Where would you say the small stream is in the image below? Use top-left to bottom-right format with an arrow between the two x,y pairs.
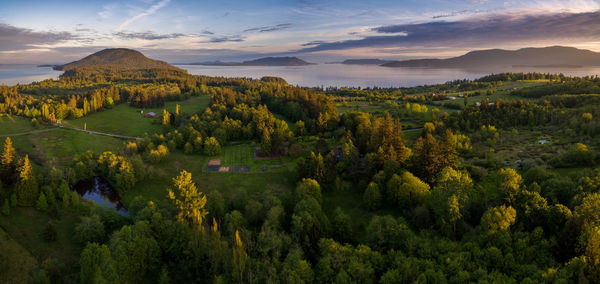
72,177 -> 129,216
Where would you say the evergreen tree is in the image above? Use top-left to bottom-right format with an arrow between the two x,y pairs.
363,182 -> 382,211
168,170 -> 208,230
162,109 -> 171,126
1,137 -> 16,184
36,192 -> 48,212
15,155 -> 38,206
232,229 -> 247,282
261,130 -> 272,155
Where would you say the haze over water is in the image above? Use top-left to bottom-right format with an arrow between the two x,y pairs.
2,64 -> 600,88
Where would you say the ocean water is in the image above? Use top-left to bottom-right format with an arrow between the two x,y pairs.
0,64 -> 63,85
176,64 -> 600,88
2,63 -> 600,88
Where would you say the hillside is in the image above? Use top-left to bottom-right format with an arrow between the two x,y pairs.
187,56 -> 313,66
241,57 -> 312,66
382,46 -> 600,68
341,59 -> 391,65
54,48 -> 181,71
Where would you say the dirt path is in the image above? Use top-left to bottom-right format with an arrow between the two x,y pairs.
0,124 -> 140,140
0,127 -> 60,137
53,124 -> 140,140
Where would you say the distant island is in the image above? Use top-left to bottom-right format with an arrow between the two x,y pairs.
53,48 -> 181,71
341,59 -> 392,65
182,56 -> 314,66
382,46 -> 600,68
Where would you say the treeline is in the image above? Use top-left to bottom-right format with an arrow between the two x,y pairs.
511,78 -> 600,98
476,72 -> 572,82
444,99 -> 600,136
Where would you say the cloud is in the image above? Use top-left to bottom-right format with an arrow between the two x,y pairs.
114,31 -> 185,40
243,23 -> 291,33
0,24 -> 74,51
98,4 -> 117,21
117,0 -> 171,31
298,11 -> 600,53
200,35 -> 245,43
301,40 -> 326,47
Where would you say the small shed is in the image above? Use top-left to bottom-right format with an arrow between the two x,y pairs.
145,112 -> 156,118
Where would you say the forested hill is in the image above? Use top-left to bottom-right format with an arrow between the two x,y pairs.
382,46 -> 600,68
188,57 -> 313,66
54,48 -> 182,71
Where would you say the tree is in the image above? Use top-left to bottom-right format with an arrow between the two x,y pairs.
331,207 -> 353,243
260,130 -> 272,155
581,226 -> 600,282
162,109 -> 171,126
75,215 -> 105,244
296,178 -> 322,204
1,137 -> 16,184
80,243 -> 118,284
447,194 -> 462,236
366,215 -> 413,251
435,167 -> 473,196
497,168 -> 523,203
280,249 -> 314,283
168,170 -> 208,230
363,182 -> 382,211
110,221 -> 160,284
15,155 -> 38,206
387,172 -> 430,208
36,192 -> 48,212
413,133 -> 459,183
295,120 -> 306,137
232,230 -> 247,282
204,137 -> 221,156
481,205 -> 517,233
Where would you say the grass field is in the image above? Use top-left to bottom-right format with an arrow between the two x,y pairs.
336,101 -> 387,113
220,143 -> 287,171
8,129 -> 124,168
0,208 -> 85,281
122,150 -> 294,207
0,226 -> 38,283
63,96 -> 210,137
0,115 -> 45,135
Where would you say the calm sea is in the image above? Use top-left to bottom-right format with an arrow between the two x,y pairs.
2,63 -> 600,88
0,65 -> 63,86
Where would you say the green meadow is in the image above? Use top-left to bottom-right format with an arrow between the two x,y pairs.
62,96 -> 210,137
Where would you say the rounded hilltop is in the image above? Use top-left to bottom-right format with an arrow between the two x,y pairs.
54,48 -> 180,71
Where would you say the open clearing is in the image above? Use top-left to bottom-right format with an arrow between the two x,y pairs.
62,96 -> 210,137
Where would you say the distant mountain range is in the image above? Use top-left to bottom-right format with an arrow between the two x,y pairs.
340,59 -> 392,65
54,48 -> 180,71
382,46 -> 600,68
183,57 -> 313,66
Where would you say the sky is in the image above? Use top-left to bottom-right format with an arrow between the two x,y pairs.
1,0 -> 600,63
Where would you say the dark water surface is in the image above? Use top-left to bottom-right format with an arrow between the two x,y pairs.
3,63 -> 600,88
72,176 -> 128,216
0,64 -> 62,85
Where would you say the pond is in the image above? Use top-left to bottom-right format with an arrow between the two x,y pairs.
72,176 -> 129,216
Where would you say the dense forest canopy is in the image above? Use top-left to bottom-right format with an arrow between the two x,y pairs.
0,67 -> 599,283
